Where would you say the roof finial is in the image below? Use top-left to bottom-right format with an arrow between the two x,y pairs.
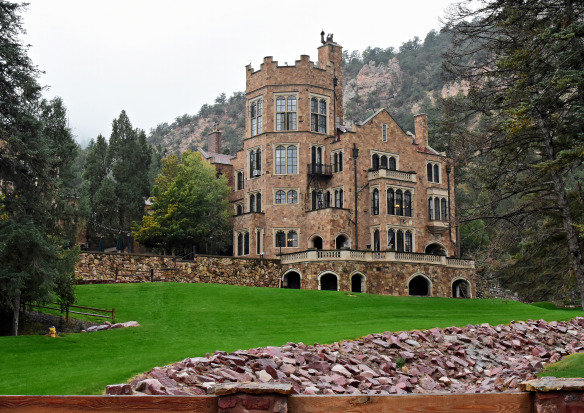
320,30 -> 325,45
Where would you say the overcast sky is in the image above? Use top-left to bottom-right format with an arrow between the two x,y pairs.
21,0 -> 455,147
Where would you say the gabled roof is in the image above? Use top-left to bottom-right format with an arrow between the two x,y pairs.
198,148 -> 234,165
355,108 -> 407,136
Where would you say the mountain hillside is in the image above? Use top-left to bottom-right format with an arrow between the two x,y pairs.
148,29 -> 462,155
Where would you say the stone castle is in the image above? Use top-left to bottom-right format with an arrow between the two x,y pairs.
199,33 -> 475,297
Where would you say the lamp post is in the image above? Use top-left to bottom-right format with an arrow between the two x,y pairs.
352,143 -> 359,250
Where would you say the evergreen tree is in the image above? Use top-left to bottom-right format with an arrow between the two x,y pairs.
0,2 -> 78,335
444,0 -> 584,306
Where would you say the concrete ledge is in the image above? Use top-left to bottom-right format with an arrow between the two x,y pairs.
215,382 -> 294,396
520,377 -> 584,392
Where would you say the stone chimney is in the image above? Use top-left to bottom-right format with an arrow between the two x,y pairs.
208,124 -> 222,154
414,114 -> 428,148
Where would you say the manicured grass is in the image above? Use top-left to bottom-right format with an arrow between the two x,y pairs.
0,282 -> 582,395
541,353 -> 584,378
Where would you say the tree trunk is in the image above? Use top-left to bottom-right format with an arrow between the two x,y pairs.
543,134 -> 584,309
12,291 -> 21,336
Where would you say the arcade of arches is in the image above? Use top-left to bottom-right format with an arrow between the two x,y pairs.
280,265 -> 473,298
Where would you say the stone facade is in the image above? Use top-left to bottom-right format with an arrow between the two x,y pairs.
75,252 -> 473,298
227,35 -> 458,263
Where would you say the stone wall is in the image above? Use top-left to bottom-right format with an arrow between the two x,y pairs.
76,252 -> 473,298
76,252 -> 281,288
281,260 -> 474,297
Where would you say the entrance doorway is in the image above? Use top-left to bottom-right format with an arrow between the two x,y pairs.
320,273 -> 338,291
351,273 -> 364,293
282,271 -> 301,289
409,275 -> 430,296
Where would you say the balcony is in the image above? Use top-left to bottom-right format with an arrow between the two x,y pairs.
307,163 -> 332,177
280,249 -> 474,268
427,220 -> 449,235
368,168 -> 416,183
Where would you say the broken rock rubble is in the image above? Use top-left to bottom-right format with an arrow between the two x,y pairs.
106,317 -> 584,396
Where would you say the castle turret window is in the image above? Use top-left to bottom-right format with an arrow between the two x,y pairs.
427,162 -> 440,183
287,190 -> 298,204
275,144 -> 298,174
372,188 -> 379,215
250,98 -> 263,136
276,95 -> 297,131
311,97 -> 327,133
275,190 -> 286,204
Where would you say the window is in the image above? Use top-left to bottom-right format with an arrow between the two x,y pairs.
382,123 -> 387,142
249,192 -> 261,212
312,189 -> 325,210
256,230 -> 262,254
405,231 -> 412,252
275,190 -> 286,204
334,189 -> 344,208
434,197 -> 440,221
275,229 -> 299,249
256,193 -> 262,212
397,230 -> 404,252
236,231 -> 249,256
276,95 -> 297,131
249,148 -> 261,178
250,98 -> 263,136
387,187 -> 413,217
441,198 -> 448,221
388,229 -> 395,250
372,154 -> 379,170
311,97 -> 327,133
428,198 -> 433,220
236,204 -> 243,215
236,171 -> 244,190
325,191 -> 331,207
373,229 -> 380,251
380,155 -> 388,168
275,144 -> 298,174
332,150 -> 343,173
389,157 -> 396,170
250,194 -> 255,212
387,189 -> 394,215
427,162 -> 440,183
372,188 -> 379,215
287,231 -> 298,247
287,190 -> 298,204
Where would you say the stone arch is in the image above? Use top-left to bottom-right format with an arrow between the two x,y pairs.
308,234 -> 324,250
318,271 -> 339,291
452,278 -> 471,298
407,273 -> 432,296
350,272 -> 366,293
425,242 -> 448,256
282,269 -> 302,289
335,233 -> 351,249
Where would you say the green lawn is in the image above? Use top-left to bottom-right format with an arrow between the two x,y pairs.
0,282 -> 582,395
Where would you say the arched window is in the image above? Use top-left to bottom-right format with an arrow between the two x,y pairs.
312,191 -> 317,210
405,231 -> 412,252
396,189 -> 403,216
288,190 -> 298,204
256,230 -> 261,254
256,193 -> 261,212
338,152 -> 343,171
389,157 -> 396,170
404,190 -> 412,217
236,204 -> 243,215
373,229 -> 380,251
387,188 -> 394,215
287,231 -> 298,247
275,190 -> 285,204
339,189 -> 344,208
397,230 -> 404,252
325,191 -> 331,207
275,231 -> 285,248
388,229 -> 395,250
441,198 -> 447,221
434,164 -> 440,183
335,190 -> 340,207
380,155 -> 388,168
244,232 -> 250,255
237,233 -> 243,256
334,152 -> 339,172
372,154 -> 379,170
427,163 -> 433,182
372,189 -> 379,215
434,197 -> 441,221
428,197 -> 433,220
250,194 -> 255,212
287,145 -> 297,174
275,145 -> 285,174
237,171 -> 244,190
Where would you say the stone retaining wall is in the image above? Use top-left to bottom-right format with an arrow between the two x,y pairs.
76,252 -> 474,297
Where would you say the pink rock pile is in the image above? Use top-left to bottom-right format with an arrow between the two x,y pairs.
84,320 -> 140,333
106,317 -> 584,396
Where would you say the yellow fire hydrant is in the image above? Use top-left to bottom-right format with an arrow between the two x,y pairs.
49,326 -> 56,338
